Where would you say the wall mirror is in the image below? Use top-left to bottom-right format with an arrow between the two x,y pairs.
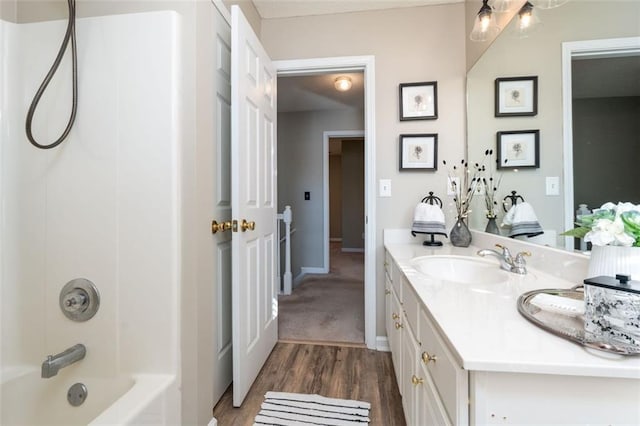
466,0 -> 640,250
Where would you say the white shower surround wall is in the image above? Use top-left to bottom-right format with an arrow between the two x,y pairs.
1,11 -> 180,424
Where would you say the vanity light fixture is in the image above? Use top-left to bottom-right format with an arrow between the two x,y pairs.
334,76 -> 352,92
514,1 -> 541,38
470,0 -> 500,42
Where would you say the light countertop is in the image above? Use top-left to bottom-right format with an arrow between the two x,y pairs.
384,232 -> 640,380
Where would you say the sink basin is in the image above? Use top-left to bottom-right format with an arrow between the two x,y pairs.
410,255 -> 510,284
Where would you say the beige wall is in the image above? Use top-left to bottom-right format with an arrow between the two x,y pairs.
329,153 -> 343,240
467,1 -> 640,242
263,3 -> 467,336
278,109 -> 364,277
222,0 -> 261,35
342,139 -> 365,250
0,0 -> 17,21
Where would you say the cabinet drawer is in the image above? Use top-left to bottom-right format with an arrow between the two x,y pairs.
419,308 -> 467,425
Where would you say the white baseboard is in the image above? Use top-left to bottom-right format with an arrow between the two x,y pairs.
342,247 -> 365,253
376,336 -> 390,352
293,266 -> 329,288
330,237 -> 342,242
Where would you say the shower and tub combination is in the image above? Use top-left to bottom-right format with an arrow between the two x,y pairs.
1,3 -> 181,424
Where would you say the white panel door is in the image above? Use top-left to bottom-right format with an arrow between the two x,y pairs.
231,5 -> 278,407
210,5 -> 233,406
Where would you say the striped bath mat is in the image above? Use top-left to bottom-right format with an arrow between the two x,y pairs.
254,391 -> 371,425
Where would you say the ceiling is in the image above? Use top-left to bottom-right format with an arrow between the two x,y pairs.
278,72 -> 364,112
252,0 -> 463,20
572,55 -> 640,99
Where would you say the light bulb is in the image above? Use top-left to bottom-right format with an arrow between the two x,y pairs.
334,76 -> 352,92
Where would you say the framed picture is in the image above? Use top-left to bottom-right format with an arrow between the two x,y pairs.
399,134 -> 438,171
497,130 -> 540,169
399,81 -> 438,120
495,76 -> 538,117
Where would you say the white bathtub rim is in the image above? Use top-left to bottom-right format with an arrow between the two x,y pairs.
88,373 -> 176,425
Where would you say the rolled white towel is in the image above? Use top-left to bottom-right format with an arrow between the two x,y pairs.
502,202 -> 543,238
530,293 -> 585,317
411,203 -> 447,236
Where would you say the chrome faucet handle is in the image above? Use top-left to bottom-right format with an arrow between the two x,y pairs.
514,251 -> 531,264
494,244 -> 513,260
512,251 -> 531,274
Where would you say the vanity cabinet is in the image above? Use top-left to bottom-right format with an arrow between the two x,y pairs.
384,242 -> 640,426
385,252 -> 468,425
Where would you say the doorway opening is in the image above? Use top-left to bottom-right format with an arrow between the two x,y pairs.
562,37 -> 640,250
274,56 -> 376,348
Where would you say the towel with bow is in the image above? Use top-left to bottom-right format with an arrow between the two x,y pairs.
501,201 -> 544,238
411,202 -> 447,236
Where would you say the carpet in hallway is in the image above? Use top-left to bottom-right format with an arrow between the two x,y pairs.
278,247 -> 364,344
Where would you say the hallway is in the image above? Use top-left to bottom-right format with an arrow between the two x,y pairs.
278,242 -> 365,344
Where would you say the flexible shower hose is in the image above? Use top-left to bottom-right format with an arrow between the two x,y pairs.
25,0 -> 77,149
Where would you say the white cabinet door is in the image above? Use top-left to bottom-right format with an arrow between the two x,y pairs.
231,5 -> 278,407
401,324 -> 419,425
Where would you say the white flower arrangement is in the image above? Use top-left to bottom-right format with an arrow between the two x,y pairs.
562,202 -> 640,247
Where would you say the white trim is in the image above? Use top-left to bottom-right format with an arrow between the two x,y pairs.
324,130 -> 365,273
341,248 -> 365,253
561,37 -> 640,250
275,55 -> 377,350
376,336 -> 390,352
210,0 -> 230,24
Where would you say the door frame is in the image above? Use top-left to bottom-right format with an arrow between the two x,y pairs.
561,36 -> 640,250
323,130 -> 365,270
275,56 -> 376,349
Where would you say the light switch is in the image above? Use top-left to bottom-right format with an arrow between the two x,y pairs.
447,177 -> 460,196
379,179 -> 391,197
546,176 -> 560,196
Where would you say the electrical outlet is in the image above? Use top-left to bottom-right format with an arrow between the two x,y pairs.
447,177 -> 460,196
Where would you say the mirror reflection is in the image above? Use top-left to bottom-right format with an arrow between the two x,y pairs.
466,0 -> 640,250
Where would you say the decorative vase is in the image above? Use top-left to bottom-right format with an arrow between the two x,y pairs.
484,216 -> 500,235
587,245 -> 640,281
450,218 -> 472,247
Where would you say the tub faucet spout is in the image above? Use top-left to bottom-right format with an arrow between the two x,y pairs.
41,344 -> 86,378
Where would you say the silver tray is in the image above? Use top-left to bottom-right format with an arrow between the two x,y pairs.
517,287 -> 640,356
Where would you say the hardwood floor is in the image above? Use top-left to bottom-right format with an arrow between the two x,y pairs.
212,342 -> 406,425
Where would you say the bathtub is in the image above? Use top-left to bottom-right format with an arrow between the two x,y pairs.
1,368 -> 177,425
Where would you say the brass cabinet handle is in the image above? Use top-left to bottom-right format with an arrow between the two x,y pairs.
240,219 -> 256,232
391,313 -> 399,320
394,322 -> 403,330
385,289 -> 391,295
411,375 -> 424,386
421,351 -> 437,364
211,220 -> 232,234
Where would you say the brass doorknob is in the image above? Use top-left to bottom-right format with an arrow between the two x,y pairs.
411,375 -> 424,386
211,220 -> 232,234
392,313 -> 399,320
240,219 -> 256,232
395,322 -> 403,330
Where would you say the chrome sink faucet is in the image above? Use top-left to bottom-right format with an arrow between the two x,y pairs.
477,244 -> 530,275
41,344 -> 86,378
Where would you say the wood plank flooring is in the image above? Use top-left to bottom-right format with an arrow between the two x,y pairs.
212,342 -> 406,425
